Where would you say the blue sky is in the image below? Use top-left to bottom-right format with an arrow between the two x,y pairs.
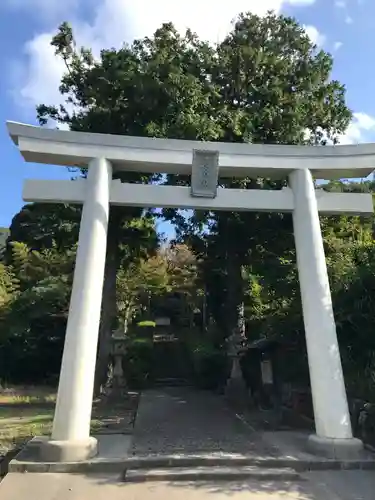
0,0 -> 374,231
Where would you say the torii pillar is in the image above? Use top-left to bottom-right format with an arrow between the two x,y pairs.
45,158 -> 111,461
290,168 -> 363,458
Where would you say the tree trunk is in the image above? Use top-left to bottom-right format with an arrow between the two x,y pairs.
226,252 -> 246,340
123,303 -> 133,334
237,299 -> 246,339
202,286 -> 207,332
94,207 -> 122,394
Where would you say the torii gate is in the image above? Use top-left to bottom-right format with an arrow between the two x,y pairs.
7,121 -> 375,462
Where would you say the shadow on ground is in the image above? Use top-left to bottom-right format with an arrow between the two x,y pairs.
70,469 -> 375,499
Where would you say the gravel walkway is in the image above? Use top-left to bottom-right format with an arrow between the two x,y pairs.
131,387 -> 278,457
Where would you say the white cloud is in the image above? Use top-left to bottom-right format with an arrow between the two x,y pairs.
75,0 -> 291,51
333,41 -> 343,51
288,0 -> 315,4
18,34 -> 66,109
334,0 -> 355,27
304,25 -> 326,46
3,0 -> 79,23
305,113 -> 375,146
7,0 -> 318,115
339,113 -> 375,144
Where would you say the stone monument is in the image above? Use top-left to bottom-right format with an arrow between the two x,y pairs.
225,329 -> 249,409
109,330 -> 127,397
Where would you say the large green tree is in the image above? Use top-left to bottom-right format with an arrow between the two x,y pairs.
35,12 -> 352,385
0,241 -> 74,382
168,12 -> 352,342
5,201 -> 159,389
5,203 -> 81,258
36,20 -> 225,388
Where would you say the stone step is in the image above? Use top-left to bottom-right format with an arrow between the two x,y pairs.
124,453 -> 375,472
124,465 -> 301,482
125,455 -> 284,470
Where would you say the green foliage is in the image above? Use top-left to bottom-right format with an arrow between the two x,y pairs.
137,321 -> 156,327
0,207 -> 199,384
6,204 -> 81,258
0,241 -> 73,383
0,227 -> 9,258
332,241 -> 375,399
122,339 -> 154,389
0,263 -> 18,308
117,255 -> 168,331
189,339 -> 230,390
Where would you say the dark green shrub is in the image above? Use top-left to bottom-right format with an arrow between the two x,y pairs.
123,339 -> 153,389
137,320 -> 156,327
190,342 -> 229,390
0,317 -> 65,384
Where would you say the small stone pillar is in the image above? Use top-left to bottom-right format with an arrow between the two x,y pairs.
225,330 -> 248,409
111,332 -> 127,392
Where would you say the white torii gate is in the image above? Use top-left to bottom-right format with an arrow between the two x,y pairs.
7,121 -> 375,462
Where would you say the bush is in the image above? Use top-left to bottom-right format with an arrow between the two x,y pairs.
123,338 -> 153,389
137,320 -> 156,327
0,317 -> 66,384
190,342 -> 229,390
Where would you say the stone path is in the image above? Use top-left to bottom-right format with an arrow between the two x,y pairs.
131,387 -> 277,457
2,388 -> 375,498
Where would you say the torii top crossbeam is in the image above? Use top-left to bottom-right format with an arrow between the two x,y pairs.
7,121 -> 375,180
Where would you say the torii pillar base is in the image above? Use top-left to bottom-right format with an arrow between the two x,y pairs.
307,435 -> 364,460
40,437 -> 98,463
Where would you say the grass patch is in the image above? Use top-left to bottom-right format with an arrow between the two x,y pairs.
0,386 -> 56,405
0,385 -> 138,456
0,408 -> 54,453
